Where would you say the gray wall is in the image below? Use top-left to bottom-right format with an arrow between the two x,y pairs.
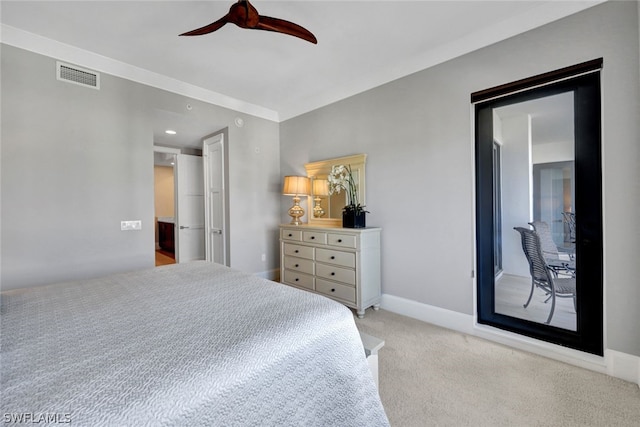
1,45 -> 281,289
500,115 -> 532,278
280,1 -> 640,357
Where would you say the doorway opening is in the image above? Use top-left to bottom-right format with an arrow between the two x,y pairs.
154,148 -> 178,266
153,146 -> 207,265
474,59 -> 603,355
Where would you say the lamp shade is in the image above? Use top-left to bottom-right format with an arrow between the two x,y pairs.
283,176 -> 310,195
312,179 -> 329,196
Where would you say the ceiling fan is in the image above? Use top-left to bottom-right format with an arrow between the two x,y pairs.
180,0 -> 317,44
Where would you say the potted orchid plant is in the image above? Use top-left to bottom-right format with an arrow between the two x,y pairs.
327,164 -> 368,228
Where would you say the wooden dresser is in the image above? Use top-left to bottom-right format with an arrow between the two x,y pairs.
279,224 -> 381,318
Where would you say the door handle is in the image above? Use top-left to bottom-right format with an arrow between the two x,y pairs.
179,226 -> 189,229
212,229 -> 223,235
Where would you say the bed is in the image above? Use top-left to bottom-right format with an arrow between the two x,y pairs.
1,261 -> 389,426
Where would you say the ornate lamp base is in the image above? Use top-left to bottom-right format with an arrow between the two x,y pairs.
313,196 -> 325,218
288,195 -> 305,225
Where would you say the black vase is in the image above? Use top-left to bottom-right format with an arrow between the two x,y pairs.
342,210 -> 366,228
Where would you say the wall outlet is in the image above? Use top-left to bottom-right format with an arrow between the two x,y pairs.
121,220 -> 142,231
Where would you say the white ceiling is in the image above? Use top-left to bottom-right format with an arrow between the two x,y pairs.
1,0 -> 605,128
495,92 -> 574,146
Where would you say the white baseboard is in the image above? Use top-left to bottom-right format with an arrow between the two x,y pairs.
381,294 -> 474,335
606,349 -> 640,385
255,269 -> 279,281
380,293 -> 640,387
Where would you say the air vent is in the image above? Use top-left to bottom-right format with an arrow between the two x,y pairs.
56,61 -> 100,89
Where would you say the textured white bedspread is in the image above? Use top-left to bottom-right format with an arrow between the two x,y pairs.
1,262 -> 389,426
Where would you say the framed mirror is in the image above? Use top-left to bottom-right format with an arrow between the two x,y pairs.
474,63 -> 603,355
304,154 -> 366,226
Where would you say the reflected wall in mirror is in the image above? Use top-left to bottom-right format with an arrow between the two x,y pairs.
304,154 -> 366,226
493,92 -> 577,331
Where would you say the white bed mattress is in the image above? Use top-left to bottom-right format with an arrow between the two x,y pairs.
1,261 -> 389,426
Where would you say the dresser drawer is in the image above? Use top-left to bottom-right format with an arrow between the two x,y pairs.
283,270 -> 314,290
281,228 -> 302,241
302,231 -> 327,245
283,243 -> 314,260
316,248 -> 355,268
328,233 -> 357,249
284,257 -> 314,275
316,279 -> 356,303
316,263 -> 356,285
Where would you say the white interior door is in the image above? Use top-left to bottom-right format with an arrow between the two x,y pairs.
203,134 -> 227,265
176,154 -> 205,263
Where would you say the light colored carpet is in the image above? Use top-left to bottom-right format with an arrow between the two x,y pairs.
354,309 -> 640,427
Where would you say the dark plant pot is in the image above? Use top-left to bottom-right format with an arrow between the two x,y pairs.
342,210 -> 366,228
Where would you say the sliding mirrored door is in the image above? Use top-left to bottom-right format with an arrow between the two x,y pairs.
474,61 -> 603,355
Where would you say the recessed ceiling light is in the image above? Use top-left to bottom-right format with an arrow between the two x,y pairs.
165,130 -> 177,135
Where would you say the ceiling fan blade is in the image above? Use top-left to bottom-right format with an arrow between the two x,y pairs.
180,15 -> 229,36
179,1 -> 317,44
255,15 -> 317,44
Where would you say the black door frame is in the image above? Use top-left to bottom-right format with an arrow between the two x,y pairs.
474,60 -> 603,355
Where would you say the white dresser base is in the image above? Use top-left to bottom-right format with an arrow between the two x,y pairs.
280,225 -> 382,318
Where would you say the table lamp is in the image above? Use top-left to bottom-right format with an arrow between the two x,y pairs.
312,179 -> 329,218
283,176 -> 310,225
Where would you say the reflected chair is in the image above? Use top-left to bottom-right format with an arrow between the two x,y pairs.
528,221 -> 575,276
562,212 -> 576,242
514,227 -> 576,324
562,212 -> 577,260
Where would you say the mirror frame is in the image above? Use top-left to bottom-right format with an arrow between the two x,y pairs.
304,154 -> 367,226
475,68 -> 603,356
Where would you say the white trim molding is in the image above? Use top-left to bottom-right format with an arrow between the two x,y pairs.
381,294 -> 474,335
0,24 -> 279,123
381,293 -> 640,387
606,349 -> 640,386
255,268 -> 279,282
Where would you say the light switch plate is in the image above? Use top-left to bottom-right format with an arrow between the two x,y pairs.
121,220 -> 142,231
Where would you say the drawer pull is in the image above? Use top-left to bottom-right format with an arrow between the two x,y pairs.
288,233 -> 293,237
337,239 -> 342,243
330,256 -> 335,260
310,236 -> 315,240
295,278 -> 299,282
331,272 -> 336,276
295,264 -> 299,267
294,250 -> 299,253
331,288 -> 336,292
